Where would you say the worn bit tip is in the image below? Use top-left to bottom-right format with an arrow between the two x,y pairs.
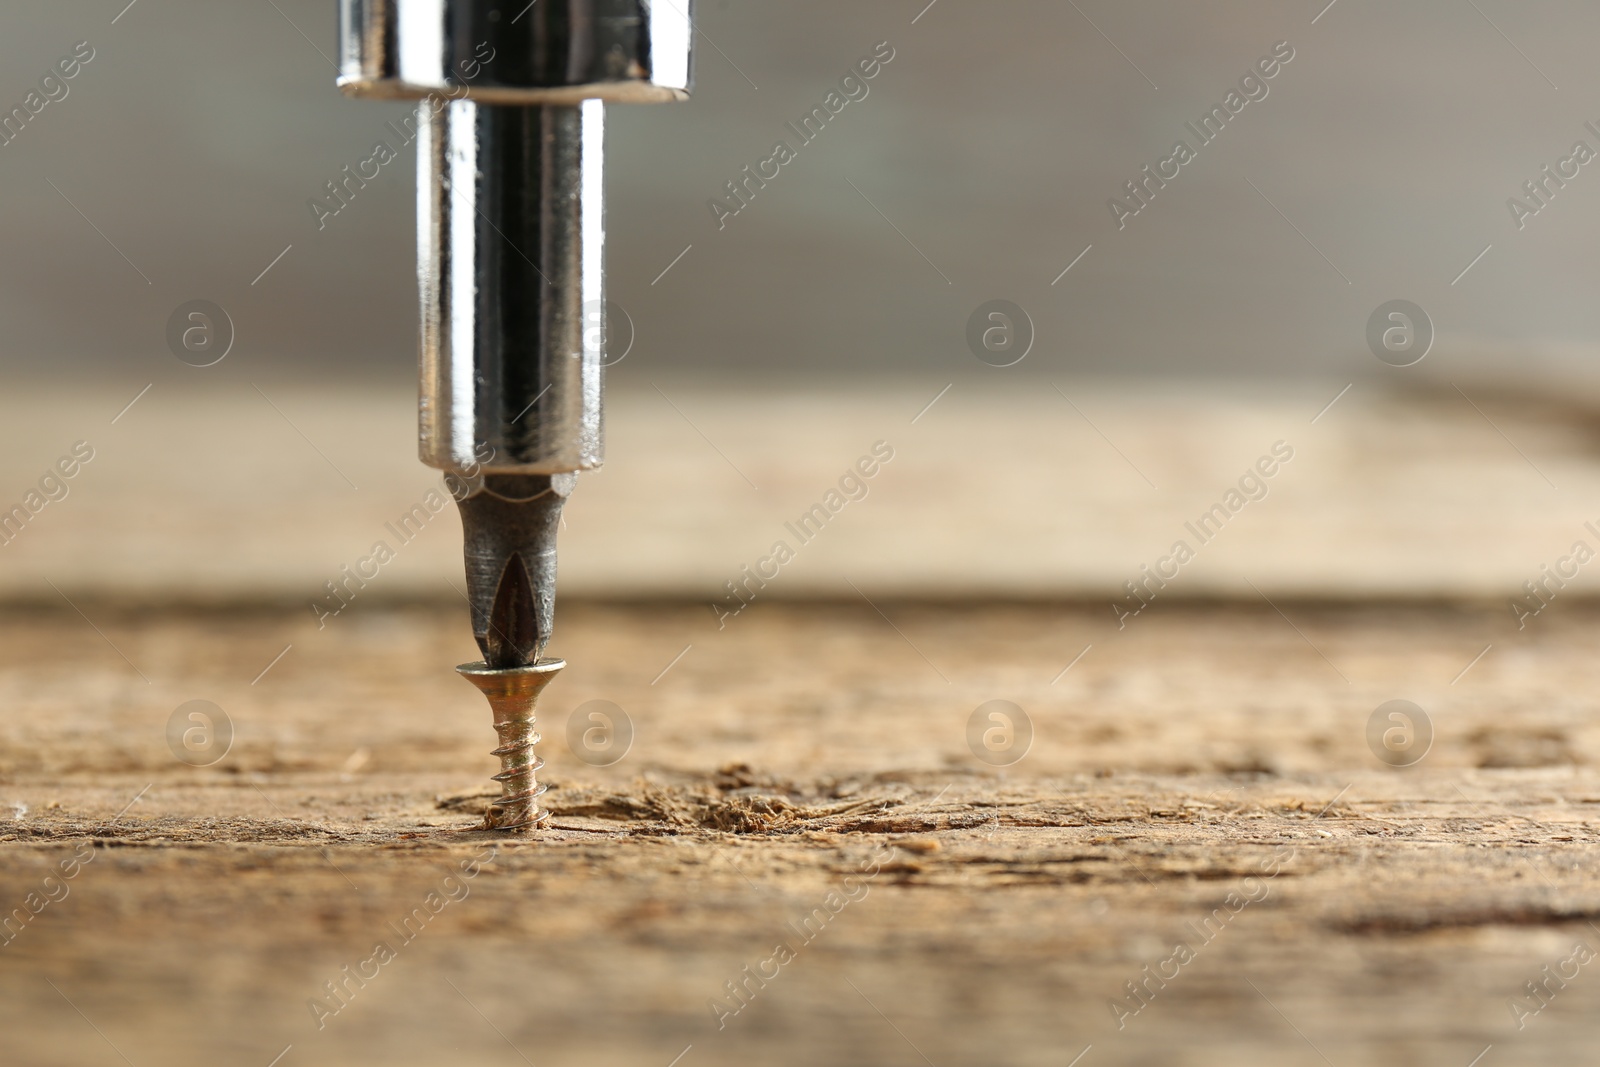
455,474 -> 572,668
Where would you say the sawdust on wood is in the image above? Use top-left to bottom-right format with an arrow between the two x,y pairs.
2,601 -> 1599,1066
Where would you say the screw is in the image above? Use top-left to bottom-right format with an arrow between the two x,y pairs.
456,658 -> 564,831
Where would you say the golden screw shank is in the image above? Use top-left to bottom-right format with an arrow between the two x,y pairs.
456,659 -> 565,831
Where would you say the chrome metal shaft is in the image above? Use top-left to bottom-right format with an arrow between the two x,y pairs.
419,99 -> 606,475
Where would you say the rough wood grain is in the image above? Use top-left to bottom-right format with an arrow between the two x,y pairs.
3,600 -> 1599,1066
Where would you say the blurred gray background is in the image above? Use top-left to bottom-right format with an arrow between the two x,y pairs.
7,0 -> 1600,606
5,0 -> 1600,386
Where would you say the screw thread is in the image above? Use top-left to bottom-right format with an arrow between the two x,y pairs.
488,715 -> 548,830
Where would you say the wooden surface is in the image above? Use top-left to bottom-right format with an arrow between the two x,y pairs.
4,379 -> 1600,601
3,598 -> 1600,1066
